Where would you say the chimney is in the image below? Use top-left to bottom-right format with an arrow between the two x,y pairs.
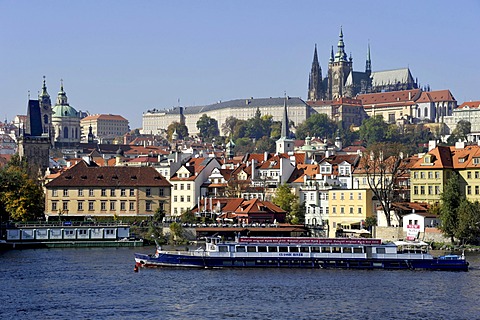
264,151 -> 268,162
251,159 -> 255,180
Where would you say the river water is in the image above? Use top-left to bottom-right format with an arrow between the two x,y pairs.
1,247 -> 479,320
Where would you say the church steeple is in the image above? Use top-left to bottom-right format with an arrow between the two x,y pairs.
365,43 -> 372,75
334,27 -> 348,62
308,44 -> 324,101
56,79 -> 69,106
281,93 -> 289,139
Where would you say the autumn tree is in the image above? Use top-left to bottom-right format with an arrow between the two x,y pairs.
0,155 -> 45,222
357,142 -> 409,226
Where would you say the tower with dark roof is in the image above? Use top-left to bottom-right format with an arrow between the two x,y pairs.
276,95 -> 294,154
327,27 -> 353,99
308,44 -> 324,101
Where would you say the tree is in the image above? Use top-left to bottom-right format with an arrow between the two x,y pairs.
455,200 -> 480,245
295,114 -> 336,140
167,121 -> 188,141
181,209 -> 196,224
357,143 -> 408,226
0,155 -> 45,222
290,201 -> 306,225
359,115 -> 389,146
197,114 -> 219,141
255,136 -> 275,153
221,116 -> 239,137
448,120 -> 471,144
272,183 -> 299,223
439,171 -> 464,243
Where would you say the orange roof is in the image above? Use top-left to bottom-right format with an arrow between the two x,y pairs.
81,114 -> 128,121
457,101 -> 480,109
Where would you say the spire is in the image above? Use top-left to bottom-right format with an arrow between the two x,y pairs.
366,42 -> 372,74
330,46 -> 334,63
281,93 -> 289,139
308,44 -> 323,101
56,79 -> 68,106
334,26 -> 347,62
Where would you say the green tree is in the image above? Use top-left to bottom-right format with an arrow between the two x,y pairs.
167,121 -> 189,141
290,201 -> 306,225
455,200 -> 480,245
439,171 -> 464,243
169,222 -> 187,244
254,136 -> 276,153
197,114 -> 219,141
181,209 -> 197,224
359,115 -> 389,146
295,113 -> 336,140
272,183 -> 298,223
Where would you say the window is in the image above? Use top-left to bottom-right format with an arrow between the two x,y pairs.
146,202 -> 152,211
340,193 -> 344,200
110,189 -> 115,197
476,186 -> 479,195
89,202 -> 94,211
180,196 -> 184,202
52,202 -> 57,211
101,189 -> 107,197
467,186 -> 472,195
413,172 -> 418,179
180,184 -> 184,190
53,189 -> 58,197
89,189 -> 94,197
130,189 -> 135,196
159,188 -> 164,196
129,202 -> 135,211
187,196 -> 191,202
101,201 -> 106,211
332,193 -> 336,200
63,189 -> 68,197
146,188 -> 151,196
420,172 -> 425,179
78,189 -> 83,197
120,201 -> 126,211
358,193 -> 362,200
78,201 -> 83,211
349,207 -> 354,214
174,196 -> 178,202
174,184 -> 177,190
358,207 -> 362,214
187,184 -> 191,190
476,172 -> 479,179
435,172 -> 440,179
428,186 -> 433,195
62,202 -> 68,211
110,201 -> 116,211
121,189 -> 126,197
414,186 -> 418,195
435,186 -> 440,194
468,172 -> 472,179
349,193 -> 353,200
428,172 -> 433,179
340,207 -> 344,214
420,186 -> 425,195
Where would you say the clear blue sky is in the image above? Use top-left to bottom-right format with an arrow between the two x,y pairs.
1,0 -> 479,129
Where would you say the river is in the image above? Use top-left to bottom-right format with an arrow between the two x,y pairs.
1,247 -> 479,320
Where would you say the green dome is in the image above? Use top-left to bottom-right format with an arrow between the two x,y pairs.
53,104 -> 78,117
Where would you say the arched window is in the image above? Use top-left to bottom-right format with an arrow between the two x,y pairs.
64,127 -> 69,139
75,128 -> 78,139
43,115 -> 48,124
424,107 -> 428,118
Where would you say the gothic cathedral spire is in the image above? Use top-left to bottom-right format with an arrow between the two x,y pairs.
365,42 -> 372,75
281,93 -> 289,139
308,44 -> 324,101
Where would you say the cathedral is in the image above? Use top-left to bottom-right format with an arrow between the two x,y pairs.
308,28 -> 418,101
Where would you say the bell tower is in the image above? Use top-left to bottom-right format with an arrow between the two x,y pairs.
327,27 -> 352,99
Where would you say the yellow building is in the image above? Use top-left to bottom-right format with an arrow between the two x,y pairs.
327,189 -> 374,238
410,143 -> 480,204
44,160 -> 171,220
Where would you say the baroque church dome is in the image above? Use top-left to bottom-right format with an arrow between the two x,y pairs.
52,81 -> 78,118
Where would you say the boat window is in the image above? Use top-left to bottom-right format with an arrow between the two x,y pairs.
236,246 -> 246,252
279,246 -> 289,252
289,247 -> 300,253
268,246 -> 278,253
218,245 -> 229,252
353,247 -> 363,253
247,246 -> 257,252
321,247 -> 330,253
342,247 -> 352,253
300,247 -> 310,253
258,246 -> 267,252
376,248 -> 386,254
332,247 -> 341,253
311,247 -> 320,253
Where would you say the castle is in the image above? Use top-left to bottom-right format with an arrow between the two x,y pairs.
307,28 -> 418,101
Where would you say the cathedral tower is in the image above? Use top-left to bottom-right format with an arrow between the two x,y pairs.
308,44 -> 324,101
327,27 -> 353,99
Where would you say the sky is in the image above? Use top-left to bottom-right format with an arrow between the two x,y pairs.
1,0 -> 480,129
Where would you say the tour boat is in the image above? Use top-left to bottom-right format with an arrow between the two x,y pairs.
134,236 -> 469,271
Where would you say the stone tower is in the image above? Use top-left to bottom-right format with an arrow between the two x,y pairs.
327,27 -> 352,99
308,44 -> 324,101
